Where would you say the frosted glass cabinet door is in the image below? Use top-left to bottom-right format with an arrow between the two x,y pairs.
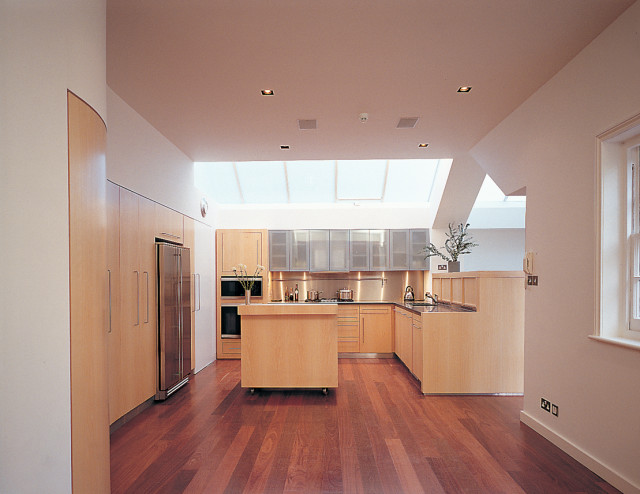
390,230 -> 410,270
369,229 -> 389,270
269,230 -> 290,271
309,230 -> 330,272
410,229 -> 430,270
329,230 -> 349,272
349,230 -> 370,271
290,230 -> 310,271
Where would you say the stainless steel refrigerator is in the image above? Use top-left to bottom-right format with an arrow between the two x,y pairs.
156,242 -> 191,400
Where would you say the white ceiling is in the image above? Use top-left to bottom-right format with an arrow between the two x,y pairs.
106,0 -> 634,163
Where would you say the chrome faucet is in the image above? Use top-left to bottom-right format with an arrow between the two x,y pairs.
425,292 -> 438,304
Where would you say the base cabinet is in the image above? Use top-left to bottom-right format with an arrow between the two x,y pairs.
394,307 -> 413,369
411,315 -> 423,381
360,306 -> 393,353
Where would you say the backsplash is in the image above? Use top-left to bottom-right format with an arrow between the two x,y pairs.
268,271 -> 425,303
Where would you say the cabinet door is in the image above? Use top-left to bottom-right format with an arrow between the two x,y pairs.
309,230 -> 330,272
290,230 -> 310,271
269,230 -> 289,271
410,229 -> 430,270
220,230 -> 263,274
369,230 -> 389,270
401,312 -> 413,370
412,315 -> 423,381
360,306 -> 392,353
183,216 -> 196,372
329,230 -> 350,271
390,230 -> 410,270
155,203 -> 184,243
350,230 -> 370,271
394,309 -> 402,355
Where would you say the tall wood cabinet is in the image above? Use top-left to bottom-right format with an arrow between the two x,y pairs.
68,91 -> 110,493
183,216 -> 196,371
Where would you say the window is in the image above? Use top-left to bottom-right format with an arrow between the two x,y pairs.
596,117 -> 640,348
629,147 -> 640,330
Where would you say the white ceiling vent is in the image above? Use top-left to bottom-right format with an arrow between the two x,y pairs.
396,117 -> 419,129
297,119 -> 317,130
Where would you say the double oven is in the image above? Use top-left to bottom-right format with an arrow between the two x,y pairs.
220,276 -> 262,338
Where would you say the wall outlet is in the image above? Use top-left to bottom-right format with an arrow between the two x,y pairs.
438,264 -> 447,270
552,404 -> 559,416
527,275 -> 539,286
541,398 -> 551,412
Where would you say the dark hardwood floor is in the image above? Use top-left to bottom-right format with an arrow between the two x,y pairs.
111,359 -> 619,493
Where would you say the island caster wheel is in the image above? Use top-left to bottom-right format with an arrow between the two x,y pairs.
322,388 -> 328,396
250,388 -> 255,395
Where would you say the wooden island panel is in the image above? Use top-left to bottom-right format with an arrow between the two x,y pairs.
239,304 -> 338,389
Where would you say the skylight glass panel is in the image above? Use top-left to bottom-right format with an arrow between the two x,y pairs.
194,162 -> 242,204
236,161 -> 288,204
475,174 -> 507,202
384,159 -> 439,203
336,160 -> 387,200
286,160 -> 335,203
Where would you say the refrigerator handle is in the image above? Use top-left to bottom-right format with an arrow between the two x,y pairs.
144,271 -> 149,323
107,269 -> 112,333
178,251 -> 183,377
134,270 -> 140,326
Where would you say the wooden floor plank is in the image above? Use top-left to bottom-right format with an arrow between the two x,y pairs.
110,359 -> 620,494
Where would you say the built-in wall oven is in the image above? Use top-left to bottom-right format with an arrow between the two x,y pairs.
220,276 -> 262,298
220,305 -> 241,338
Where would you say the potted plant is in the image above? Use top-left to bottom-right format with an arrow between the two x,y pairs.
423,223 -> 478,272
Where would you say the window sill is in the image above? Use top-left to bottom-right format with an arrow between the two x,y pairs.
589,335 -> 640,352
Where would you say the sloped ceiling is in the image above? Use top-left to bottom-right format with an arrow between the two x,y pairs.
107,0 -> 634,164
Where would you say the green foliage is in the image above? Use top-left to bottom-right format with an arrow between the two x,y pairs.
423,223 -> 478,262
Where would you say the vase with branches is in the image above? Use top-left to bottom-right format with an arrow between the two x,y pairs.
232,263 -> 265,303
423,223 -> 478,272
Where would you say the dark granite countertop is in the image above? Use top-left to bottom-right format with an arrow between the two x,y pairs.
270,300 -> 475,314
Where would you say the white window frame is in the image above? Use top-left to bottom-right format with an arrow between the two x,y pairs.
628,147 -> 640,331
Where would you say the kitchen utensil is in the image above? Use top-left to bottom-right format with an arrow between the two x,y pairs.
306,290 -> 322,301
404,285 -> 415,301
336,288 -> 354,300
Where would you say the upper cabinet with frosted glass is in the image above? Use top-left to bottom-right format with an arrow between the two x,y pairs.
269,228 -> 429,272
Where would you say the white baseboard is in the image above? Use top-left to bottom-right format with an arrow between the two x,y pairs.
520,411 -> 639,494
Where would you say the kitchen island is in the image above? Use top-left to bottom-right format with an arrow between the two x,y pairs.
238,303 -> 338,392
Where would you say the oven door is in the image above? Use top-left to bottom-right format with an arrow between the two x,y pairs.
220,305 -> 241,338
220,277 -> 263,298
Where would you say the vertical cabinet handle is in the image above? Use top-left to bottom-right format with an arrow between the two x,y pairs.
362,318 -> 365,345
134,270 -> 140,326
107,269 -> 112,333
197,274 -> 201,311
144,271 -> 149,323
192,274 -> 196,313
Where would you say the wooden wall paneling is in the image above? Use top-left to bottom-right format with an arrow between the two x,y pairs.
67,91 -> 110,493
451,277 -> 463,305
463,277 -> 479,309
440,278 -> 451,303
431,278 -> 441,300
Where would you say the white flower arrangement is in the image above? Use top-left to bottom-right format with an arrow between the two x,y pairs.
232,263 -> 265,292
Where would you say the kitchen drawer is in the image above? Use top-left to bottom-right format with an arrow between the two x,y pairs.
338,339 -> 360,353
337,306 -> 359,318
221,339 -> 242,355
338,324 -> 359,339
360,305 -> 391,315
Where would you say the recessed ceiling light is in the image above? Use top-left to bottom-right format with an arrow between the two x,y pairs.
261,89 -> 274,96
397,117 -> 419,129
280,145 -> 290,150
457,86 -> 472,93
418,143 -> 429,148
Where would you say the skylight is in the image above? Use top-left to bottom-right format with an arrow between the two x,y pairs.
194,159 -> 452,206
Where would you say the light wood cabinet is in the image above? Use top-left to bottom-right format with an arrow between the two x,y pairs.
155,203 -> 184,243
338,305 -> 360,352
106,181 -> 122,424
412,314 -> 423,382
219,229 -> 265,275
394,307 -> 413,368
116,188 -> 157,421
359,305 -> 393,353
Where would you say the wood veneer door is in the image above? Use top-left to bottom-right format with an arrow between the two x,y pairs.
184,216 -> 196,370
106,181 -> 123,424
220,230 -> 262,274
68,91 -> 110,493
360,307 -> 393,353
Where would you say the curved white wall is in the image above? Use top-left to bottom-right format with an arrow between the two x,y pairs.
0,2 -> 106,492
472,2 -> 640,490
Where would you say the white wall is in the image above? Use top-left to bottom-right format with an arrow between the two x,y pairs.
472,2 -> 640,491
107,87 -> 209,224
107,88 -> 217,371
463,229 -> 525,271
0,1 -> 106,492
